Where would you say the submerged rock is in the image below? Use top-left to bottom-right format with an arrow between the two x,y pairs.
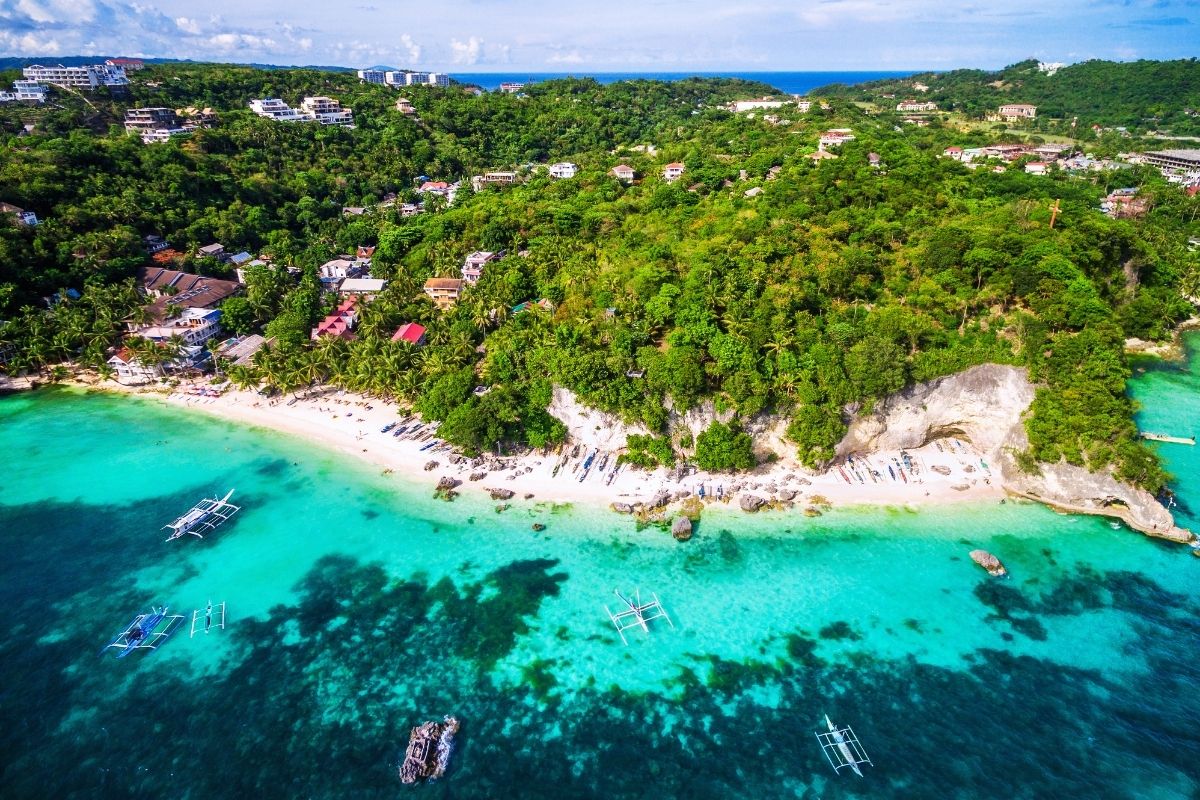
611,502 -> 634,514
532,522 -> 546,531
969,549 -> 1008,577
437,477 -> 461,491
671,516 -> 693,541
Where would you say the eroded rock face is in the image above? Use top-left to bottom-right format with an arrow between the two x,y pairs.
489,488 -> 515,500
837,364 -> 1036,459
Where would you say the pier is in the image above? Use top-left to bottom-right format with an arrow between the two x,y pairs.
1140,433 -> 1195,445
605,589 -> 674,645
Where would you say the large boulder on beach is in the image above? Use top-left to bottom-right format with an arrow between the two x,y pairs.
931,464 -> 952,476
469,472 -> 487,481
611,502 -> 635,514
489,488 -> 515,500
437,476 -> 461,492
672,516 -> 693,541
778,489 -> 797,502
424,460 -> 439,471
739,494 -> 766,512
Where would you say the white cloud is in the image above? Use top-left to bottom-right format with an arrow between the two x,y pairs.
174,15 -> 200,34
450,35 -> 483,65
400,33 -> 421,63
547,50 -> 585,65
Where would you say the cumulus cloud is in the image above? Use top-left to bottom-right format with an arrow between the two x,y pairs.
449,35 -> 483,65
174,16 -> 200,34
400,33 -> 421,63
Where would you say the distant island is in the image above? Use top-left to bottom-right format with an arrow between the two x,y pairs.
1,58 -> 1198,541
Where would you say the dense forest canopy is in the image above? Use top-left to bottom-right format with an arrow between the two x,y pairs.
1,61 -> 1198,491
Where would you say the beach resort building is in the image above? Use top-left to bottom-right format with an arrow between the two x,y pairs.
391,322 -> 427,346
107,347 -> 163,384
215,334 -> 273,368
128,307 -> 223,347
423,278 -> 464,310
663,163 -> 686,182
998,103 -> 1038,121
0,202 -> 39,226
499,82 -> 525,93
311,297 -> 359,341
462,251 -> 502,284
611,165 -> 636,182
472,172 -> 517,191
385,71 -> 450,88
299,96 -> 355,127
137,267 -> 242,310
249,98 -> 307,122
357,69 -> 387,84
22,63 -> 127,90
548,162 -> 578,179
124,107 -> 189,143
0,81 -> 48,103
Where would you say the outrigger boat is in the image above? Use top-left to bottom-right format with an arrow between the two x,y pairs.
104,607 -> 185,658
163,489 -> 240,541
815,714 -> 872,777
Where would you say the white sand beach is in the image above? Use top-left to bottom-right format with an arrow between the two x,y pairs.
103,381 -> 1006,515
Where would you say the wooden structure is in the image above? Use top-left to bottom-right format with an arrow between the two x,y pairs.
605,589 -> 674,645
190,600 -> 226,637
815,714 -> 872,777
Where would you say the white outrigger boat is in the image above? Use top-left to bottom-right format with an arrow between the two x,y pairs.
164,489 -> 240,541
815,714 -> 872,777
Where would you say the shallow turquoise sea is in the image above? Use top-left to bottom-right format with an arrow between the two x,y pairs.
1,341 -> 1198,799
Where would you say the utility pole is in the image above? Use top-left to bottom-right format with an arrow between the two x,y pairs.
1049,198 -> 1062,229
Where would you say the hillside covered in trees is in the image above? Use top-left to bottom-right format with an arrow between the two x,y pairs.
1,61 -> 1198,491
812,58 -> 1200,135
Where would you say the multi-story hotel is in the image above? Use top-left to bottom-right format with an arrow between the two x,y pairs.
22,64 -> 128,89
299,96 -> 355,126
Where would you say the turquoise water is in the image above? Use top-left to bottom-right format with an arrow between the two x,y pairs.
1,347 -> 1198,798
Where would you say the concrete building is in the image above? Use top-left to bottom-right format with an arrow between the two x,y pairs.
107,347 -> 164,384
819,129 -> 855,147
424,278 -> 464,309
129,307 -> 223,347
22,64 -> 127,90
357,69 -> 387,84
730,98 -> 788,112
396,97 -> 416,115
124,107 -> 189,142
499,82 -> 525,93
385,71 -> 450,88
611,164 -> 636,182
338,278 -> 388,297
548,162 -> 578,179
1140,149 -> 1200,174
249,98 -> 306,121
462,251 -> 502,284
0,80 -> 48,103
106,58 -> 145,71
896,100 -> 937,112
998,103 -> 1038,121
299,96 -> 355,126
663,163 -> 686,181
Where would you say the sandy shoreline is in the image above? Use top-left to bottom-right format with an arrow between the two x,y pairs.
71,379 -> 1008,518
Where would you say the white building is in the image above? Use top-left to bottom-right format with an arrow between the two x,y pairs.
730,98 -> 788,112
998,103 -> 1038,121
462,251 -> 502,284
339,278 -> 388,296
357,69 -> 387,84
896,100 -> 937,112
499,82 -> 525,93
819,129 -> 855,147
611,164 -> 636,182
107,348 -> 163,384
249,98 -> 306,121
385,71 -> 450,88
548,162 -> 578,179
22,64 -> 127,90
130,307 -> 223,347
663,163 -> 685,182
796,100 -> 813,112
0,80 -> 48,103
299,96 -> 355,126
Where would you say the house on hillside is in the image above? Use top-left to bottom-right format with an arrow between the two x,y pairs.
611,164 -> 636,182
549,162 -> 578,179
423,278 -> 464,310
391,322 -> 427,346
462,251 -> 502,284
197,243 -> 228,262
338,278 -> 387,297
311,297 -> 359,341
0,202 -> 38,226
137,267 -> 241,310
998,103 -> 1038,121
1024,161 -> 1050,175
663,163 -> 686,181
896,100 -> 937,112
127,307 -> 223,347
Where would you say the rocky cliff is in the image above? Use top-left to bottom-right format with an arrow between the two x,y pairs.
836,363 -> 1193,544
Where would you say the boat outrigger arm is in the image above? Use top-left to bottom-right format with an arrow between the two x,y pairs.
164,489 -> 240,541
815,714 -> 872,777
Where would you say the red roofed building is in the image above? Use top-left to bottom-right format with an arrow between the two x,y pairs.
419,181 -> 449,193
391,322 -> 427,346
357,245 -> 376,260
311,296 -> 359,341
106,58 -> 145,71
663,163 -> 686,181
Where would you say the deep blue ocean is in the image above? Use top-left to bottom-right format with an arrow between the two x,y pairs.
453,71 -> 916,94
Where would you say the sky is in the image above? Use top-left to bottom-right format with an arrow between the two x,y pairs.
0,0 -> 1197,72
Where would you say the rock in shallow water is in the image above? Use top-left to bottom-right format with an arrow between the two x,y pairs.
739,494 -> 766,512
672,516 -> 693,541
